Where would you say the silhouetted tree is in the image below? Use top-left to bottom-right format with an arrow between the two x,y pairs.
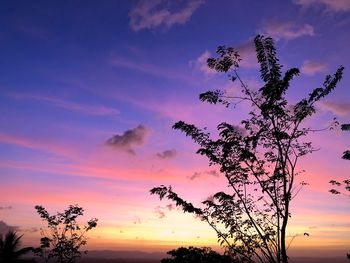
151,35 -> 344,263
161,246 -> 234,263
34,204 -> 97,263
0,231 -> 33,262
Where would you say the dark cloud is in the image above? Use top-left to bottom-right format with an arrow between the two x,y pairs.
188,170 -> 220,180
321,101 -> 350,116
156,149 -> 177,159
0,221 -> 18,235
0,206 -> 12,210
106,125 -> 149,155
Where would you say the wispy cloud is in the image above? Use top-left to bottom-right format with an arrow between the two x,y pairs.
19,227 -> 40,233
156,149 -> 177,159
188,170 -> 219,180
0,206 -> 12,210
293,0 -> 350,12
105,125 -> 149,155
8,93 -> 119,117
109,56 -> 197,85
17,23 -> 51,40
0,159 -> 176,182
129,0 -> 204,31
321,101 -> 350,116
301,60 -> 327,75
260,20 -> 314,40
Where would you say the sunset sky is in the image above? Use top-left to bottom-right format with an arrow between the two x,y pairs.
0,0 -> 349,258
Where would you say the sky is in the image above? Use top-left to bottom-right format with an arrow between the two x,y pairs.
0,0 -> 349,258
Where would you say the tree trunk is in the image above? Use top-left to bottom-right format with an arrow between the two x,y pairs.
281,203 -> 289,263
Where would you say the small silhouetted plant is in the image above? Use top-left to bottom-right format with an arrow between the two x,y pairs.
0,230 -> 33,262
161,246 -> 234,263
151,35 -> 344,263
34,204 -> 97,263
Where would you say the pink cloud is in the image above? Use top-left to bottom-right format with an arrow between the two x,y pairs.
236,39 -> 259,68
154,206 -> 166,219
129,0 -> 204,31
260,20 -> 314,40
191,40 -> 258,76
8,93 -> 119,117
0,181 -> 142,207
0,158 -> 188,183
293,0 -> 350,11
301,60 -> 327,75
320,101 -> 350,116
0,132 -> 79,159
190,50 -> 217,76
109,90 -> 235,128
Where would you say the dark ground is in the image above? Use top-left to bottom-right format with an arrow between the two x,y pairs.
24,250 -> 350,263
76,256 -> 349,263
